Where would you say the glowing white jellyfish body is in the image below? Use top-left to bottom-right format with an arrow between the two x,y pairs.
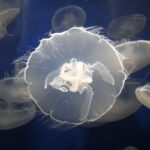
135,84 -> 150,109
25,27 -> 127,126
52,5 -> 86,32
0,76 -> 36,130
107,14 -> 146,40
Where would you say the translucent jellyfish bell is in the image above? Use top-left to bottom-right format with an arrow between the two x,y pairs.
0,76 -> 29,103
115,40 -> 150,74
135,83 -> 150,109
0,76 -> 36,130
25,27 -> 127,126
107,14 -> 146,40
52,5 -> 86,32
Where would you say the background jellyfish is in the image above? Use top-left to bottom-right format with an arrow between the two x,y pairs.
115,40 -> 150,73
135,83 -> 150,109
0,0 -> 20,39
24,27 -> 127,127
0,76 -> 36,130
107,14 -> 146,40
52,5 -> 86,32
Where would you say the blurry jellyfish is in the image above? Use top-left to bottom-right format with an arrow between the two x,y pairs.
52,5 -> 86,32
24,27 -> 127,126
107,14 -> 146,40
115,40 -> 150,74
0,8 -> 20,39
0,76 -> 30,103
0,99 -> 36,130
135,83 -> 150,109
0,76 -> 36,130
123,146 -> 139,150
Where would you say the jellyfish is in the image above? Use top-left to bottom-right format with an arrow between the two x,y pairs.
107,14 -> 146,40
24,27 -> 127,126
115,40 -> 150,74
0,76 -> 30,103
135,83 -> 150,109
52,5 -> 86,32
0,76 -> 36,130
0,8 -> 20,39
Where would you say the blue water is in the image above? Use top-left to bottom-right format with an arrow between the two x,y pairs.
0,0 -> 150,150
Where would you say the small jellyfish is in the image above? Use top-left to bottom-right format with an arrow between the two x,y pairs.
135,83 -> 150,109
107,14 -> 146,40
84,81 -> 141,127
115,40 -> 150,74
24,27 -> 127,126
0,76 -> 36,130
0,8 -> 20,39
52,5 -> 86,32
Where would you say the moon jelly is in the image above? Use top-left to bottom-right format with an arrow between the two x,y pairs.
52,5 -> 86,32
0,76 -> 30,103
107,14 -> 146,40
24,27 -> 127,126
0,8 -> 20,39
115,40 -> 150,74
135,83 -> 150,109
0,76 -> 36,130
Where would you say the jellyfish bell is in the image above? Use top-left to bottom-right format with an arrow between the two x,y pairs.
115,40 -> 150,74
135,83 -> 150,109
0,76 -> 36,130
0,98 -> 36,130
0,76 -> 30,103
52,5 -> 86,32
107,14 -> 146,40
0,8 -> 20,39
24,27 -> 127,127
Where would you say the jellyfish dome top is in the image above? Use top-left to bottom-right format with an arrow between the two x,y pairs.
24,27 -> 127,126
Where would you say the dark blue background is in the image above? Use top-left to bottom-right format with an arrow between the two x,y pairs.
0,0 -> 150,150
